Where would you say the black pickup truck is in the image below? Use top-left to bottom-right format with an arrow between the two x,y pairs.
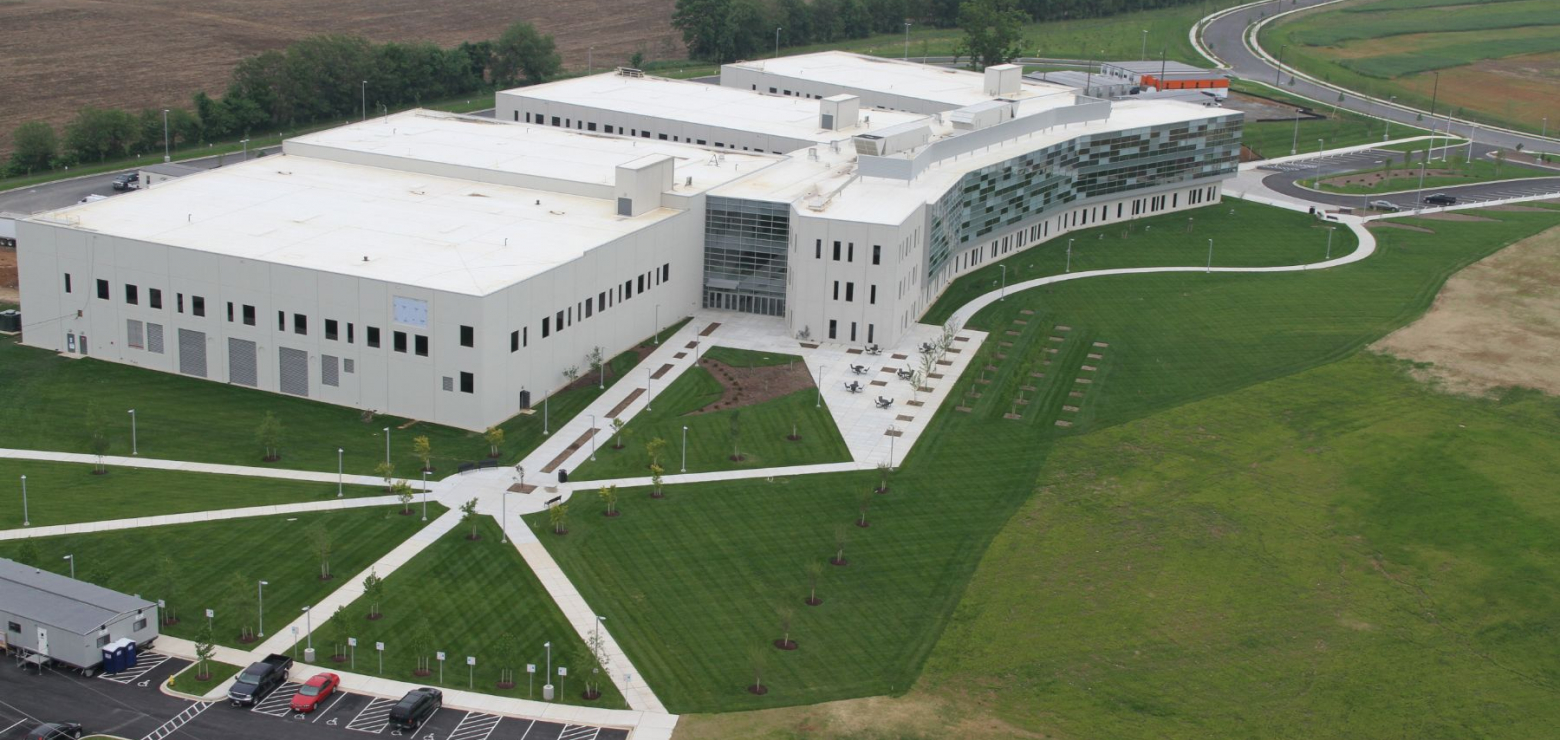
227,654 -> 293,706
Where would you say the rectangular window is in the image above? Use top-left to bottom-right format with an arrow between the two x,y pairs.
833,281 -> 839,300
542,317 -> 551,338
460,372 -> 474,394
415,335 -> 428,357
367,326 -> 381,348
226,302 -> 234,322
97,279 -> 109,300
277,311 -> 285,330
870,284 -> 877,304
872,245 -> 881,265
555,310 -> 564,331
598,292 -> 606,312
97,635 -> 111,648
6,621 -> 18,633
393,331 -> 407,353
523,327 -> 528,347
325,319 -> 338,341
851,321 -> 857,342
584,300 -> 593,318
460,325 -> 474,348
150,288 -> 162,309
510,330 -> 520,352
125,284 -> 138,305
832,241 -> 841,261
192,296 -> 205,317
624,280 -> 633,299
662,263 -> 670,282
292,313 -> 306,335
347,323 -> 354,343
816,240 -> 822,259
828,319 -> 837,339
845,283 -> 854,302
637,274 -> 645,293
847,243 -> 854,262
63,274 -> 72,293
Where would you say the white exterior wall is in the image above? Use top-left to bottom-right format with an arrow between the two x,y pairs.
496,92 -> 813,155
719,65 -> 957,114
787,209 -> 925,348
16,209 -> 705,431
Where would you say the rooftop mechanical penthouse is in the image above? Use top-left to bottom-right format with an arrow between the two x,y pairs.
17,51 -> 1241,431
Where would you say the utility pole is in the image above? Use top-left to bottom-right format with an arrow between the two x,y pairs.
361,80 -> 367,122
774,28 -> 783,59
1291,108 -> 1302,156
904,22 -> 912,61
162,109 -> 170,163
1383,96 -> 1396,141
1141,30 -> 1148,61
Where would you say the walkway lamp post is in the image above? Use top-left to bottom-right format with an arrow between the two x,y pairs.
1314,139 -> 1325,189
421,469 -> 428,521
128,409 -> 137,455
1326,227 -> 1336,260
815,365 -> 824,408
257,580 -> 268,637
383,427 -> 391,467
1291,108 -> 1302,156
20,475 -> 28,527
1141,30 -> 1148,62
1275,45 -> 1287,84
904,22 -> 912,60
1417,159 -> 1429,211
999,264 -> 1007,301
647,369 -> 654,412
162,110 -> 170,163
337,448 -> 344,497
1206,239 -> 1214,274
241,138 -> 250,162
654,304 -> 660,345
1066,238 -> 1074,273
63,554 -> 74,579
302,606 -> 313,651
588,46 -> 595,75
1384,96 -> 1396,141
589,414 -> 598,461
361,81 -> 367,122
543,391 -> 550,436
544,641 -> 553,699
1543,116 -> 1548,138
681,425 -> 689,473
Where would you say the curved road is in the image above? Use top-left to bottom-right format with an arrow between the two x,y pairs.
1198,0 -> 1555,154
1255,144 -> 1560,209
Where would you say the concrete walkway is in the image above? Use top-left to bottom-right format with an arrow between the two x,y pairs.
0,494 -> 404,541
0,447 -> 430,490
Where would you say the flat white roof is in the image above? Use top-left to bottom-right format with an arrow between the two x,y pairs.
504,73 -> 928,146
716,98 -> 1237,223
726,51 -> 1076,108
33,155 -> 684,297
288,110 -> 774,194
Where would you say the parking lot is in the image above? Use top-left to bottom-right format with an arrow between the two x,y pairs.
1,653 -> 627,740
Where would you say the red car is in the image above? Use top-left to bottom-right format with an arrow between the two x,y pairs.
289,672 -> 341,713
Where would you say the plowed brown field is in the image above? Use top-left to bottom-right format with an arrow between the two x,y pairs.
0,0 -> 680,154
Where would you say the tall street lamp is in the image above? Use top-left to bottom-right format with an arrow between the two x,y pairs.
999,264 -> 1007,301
680,425 -> 689,473
361,80 -> 367,122
1326,226 -> 1336,260
1291,108 -> 1302,156
647,369 -> 654,412
774,28 -> 783,59
162,109 -> 170,163
815,364 -> 824,408
1066,238 -> 1074,272
20,475 -> 29,527
421,467 -> 428,521
1384,96 -> 1396,141
588,414 -> 598,461
1141,30 -> 1148,62
241,138 -> 250,162
1206,239 -> 1214,273
337,448 -> 344,497
63,554 -> 75,579
903,22 -> 913,61
588,46 -> 595,75
383,427 -> 391,467
302,606 -> 313,651
128,409 -> 137,455
1275,45 -> 1287,85
257,580 -> 269,637
653,304 -> 660,345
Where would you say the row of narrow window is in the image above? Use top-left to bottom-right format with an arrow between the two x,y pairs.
536,263 -> 670,342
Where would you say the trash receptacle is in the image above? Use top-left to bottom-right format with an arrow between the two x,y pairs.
558,468 -> 569,484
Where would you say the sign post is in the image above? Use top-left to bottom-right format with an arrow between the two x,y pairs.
526,664 -> 536,699
205,608 -> 214,632
558,666 -> 568,698
375,641 -> 385,675
348,637 -> 357,671
467,656 -> 476,689
437,651 -> 446,685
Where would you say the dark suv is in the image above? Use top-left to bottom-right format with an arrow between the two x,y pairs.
387,687 -> 442,730
111,173 -> 138,191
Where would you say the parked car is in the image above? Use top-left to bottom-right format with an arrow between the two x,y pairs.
387,687 -> 442,730
289,672 -> 341,713
111,173 -> 138,191
25,723 -> 83,740
1368,200 -> 1401,212
228,653 -> 293,706
1424,193 -> 1458,206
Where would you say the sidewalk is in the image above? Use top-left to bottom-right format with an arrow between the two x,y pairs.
0,447 -> 429,490
0,494 -> 403,541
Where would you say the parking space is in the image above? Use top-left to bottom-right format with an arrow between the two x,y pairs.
100,651 -> 176,686
0,701 -> 37,740
447,712 -> 502,740
345,697 -> 397,733
251,681 -> 304,716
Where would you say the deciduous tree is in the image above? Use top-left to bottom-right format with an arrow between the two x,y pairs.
256,411 -> 283,461
493,22 -> 561,86
8,121 -> 58,174
954,0 -> 1028,70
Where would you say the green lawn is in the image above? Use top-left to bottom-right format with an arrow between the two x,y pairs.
921,352 -> 1560,738
1231,79 -> 1436,159
287,518 -> 624,708
569,350 -> 850,482
1260,0 -> 1558,134
922,200 -> 1358,326
0,504 -> 445,648
168,660 -> 244,697
526,206 -> 1560,714
0,459 -> 383,529
0,326 -> 672,476
1313,155 -> 1556,194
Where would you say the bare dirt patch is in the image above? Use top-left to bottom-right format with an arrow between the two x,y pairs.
688,357 -> 815,415
671,691 -> 1048,740
1374,224 -> 1560,395
0,0 -> 681,154
1419,48 -> 1560,132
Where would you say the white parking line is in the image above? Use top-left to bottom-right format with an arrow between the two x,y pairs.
140,701 -> 212,740
512,719 -> 538,740
100,652 -> 171,684
251,682 -> 303,716
558,724 -> 600,740
313,691 -> 348,723
347,697 -> 397,734
447,712 -> 502,740
0,720 -> 26,736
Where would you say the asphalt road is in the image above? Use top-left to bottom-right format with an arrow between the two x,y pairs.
1257,144 -> 1560,209
0,653 -> 627,740
0,146 -> 281,217
1199,0 -> 1554,154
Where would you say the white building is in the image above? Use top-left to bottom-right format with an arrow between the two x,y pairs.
17,51 -> 1241,430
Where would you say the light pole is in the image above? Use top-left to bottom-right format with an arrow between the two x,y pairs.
337,448 -> 343,497
421,469 -> 428,521
128,409 -> 137,455
302,606 -> 313,651
1543,116 -> 1548,138
999,264 -> 1007,301
361,80 -> 367,122
903,22 -> 912,60
1314,138 -> 1324,189
1275,45 -> 1287,85
589,414 -> 598,461
1206,238 -> 1213,273
653,304 -> 660,345
1141,30 -> 1148,62
543,391 -> 550,435
647,368 -> 653,412
162,109 -> 170,163
63,554 -> 74,579
257,580 -> 268,637
383,427 -> 391,467
1416,158 -> 1428,210
680,425 -> 688,473
588,46 -> 595,75
545,641 -> 553,694
815,364 -> 824,408
1291,108 -> 1302,156
1384,96 -> 1396,141
1426,71 -> 1441,147
1066,238 -> 1074,272
241,138 -> 250,162
774,27 -> 783,59
20,475 -> 28,527
1326,227 -> 1335,260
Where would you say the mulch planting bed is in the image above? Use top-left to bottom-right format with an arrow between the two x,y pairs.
605,388 -> 645,418
687,357 -> 816,415
700,322 -> 722,336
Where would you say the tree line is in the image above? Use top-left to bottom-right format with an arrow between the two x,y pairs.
4,22 -> 561,177
673,0 -> 1216,63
